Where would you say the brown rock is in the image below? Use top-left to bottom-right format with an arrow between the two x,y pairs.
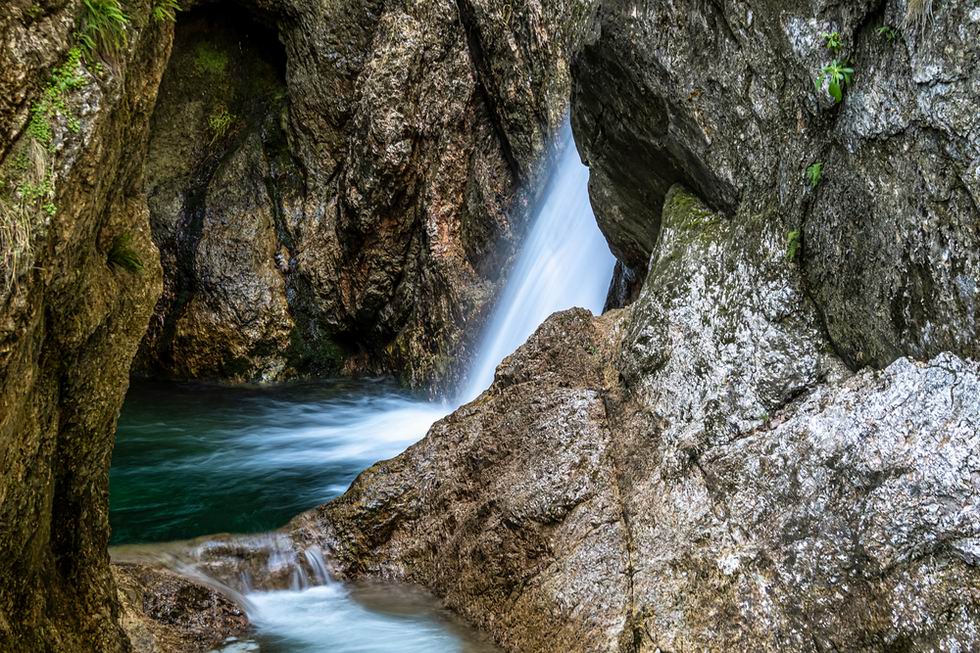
0,1 -> 171,650
136,0 -> 599,387
114,562 -> 249,653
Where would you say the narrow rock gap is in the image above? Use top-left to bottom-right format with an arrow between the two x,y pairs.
134,3 -> 303,380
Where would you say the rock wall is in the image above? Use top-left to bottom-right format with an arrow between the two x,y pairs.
278,0 -> 980,650
135,0 -> 599,387
572,0 -> 980,370
0,1 -> 171,650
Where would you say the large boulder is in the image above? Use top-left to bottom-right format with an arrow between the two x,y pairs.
299,1 -> 980,646
292,186 -> 980,651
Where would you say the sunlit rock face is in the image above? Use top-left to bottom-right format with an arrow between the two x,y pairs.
135,0 -> 600,387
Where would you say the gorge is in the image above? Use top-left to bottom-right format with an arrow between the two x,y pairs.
1,0 -> 979,652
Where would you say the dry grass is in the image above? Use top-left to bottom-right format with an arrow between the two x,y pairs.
905,0 -> 934,33
0,200 -> 34,296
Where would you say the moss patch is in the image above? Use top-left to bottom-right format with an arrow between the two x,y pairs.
193,42 -> 229,75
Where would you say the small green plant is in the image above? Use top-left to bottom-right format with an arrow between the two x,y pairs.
108,233 -> 144,272
876,25 -> 899,44
194,43 -> 229,75
207,105 -> 236,143
27,47 -> 87,149
25,3 -> 44,20
821,31 -> 843,52
815,60 -> 854,103
806,161 -> 824,188
17,174 -> 54,206
77,0 -> 129,58
785,230 -> 801,262
152,0 -> 180,22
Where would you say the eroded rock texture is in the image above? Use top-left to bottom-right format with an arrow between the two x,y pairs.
114,562 -> 249,653
136,0 -> 598,386
299,187 -> 980,651
164,3 -> 979,647
0,2 -> 171,650
573,0 -> 980,370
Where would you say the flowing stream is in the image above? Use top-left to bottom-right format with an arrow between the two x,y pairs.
110,124 -> 616,651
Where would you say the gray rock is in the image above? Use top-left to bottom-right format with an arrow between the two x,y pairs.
572,0 -> 980,369
300,182 -> 980,651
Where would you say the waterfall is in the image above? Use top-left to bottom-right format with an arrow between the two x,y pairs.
460,122 -> 616,402
114,120 -> 617,653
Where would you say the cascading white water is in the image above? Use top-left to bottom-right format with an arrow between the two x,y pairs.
237,123 -> 615,650
116,120 -> 615,652
236,122 -> 615,651
460,124 -> 617,402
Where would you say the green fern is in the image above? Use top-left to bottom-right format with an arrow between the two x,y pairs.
27,47 -> 87,149
806,162 -> 824,188
821,31 -> 843,52
151,0 -> 180,22
78,0 -> 128,58
207,105 -> 236,144
876,25 -> 899,44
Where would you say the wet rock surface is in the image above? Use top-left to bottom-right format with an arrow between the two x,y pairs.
299,182 -> 980,651
114,562 -> 249,653
304,308 -> 631,653
1,0 -> 978,651
137,0 -> 598,386
572,0 -> 980,370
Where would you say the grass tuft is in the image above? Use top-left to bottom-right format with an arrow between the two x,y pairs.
905,0 -> 934,33
0,199 -> 34,295
108,233 -> 144,273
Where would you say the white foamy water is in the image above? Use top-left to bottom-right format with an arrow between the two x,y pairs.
460,124 -> 616,402
230,126 -> 614,649
242,583 -> 488,653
